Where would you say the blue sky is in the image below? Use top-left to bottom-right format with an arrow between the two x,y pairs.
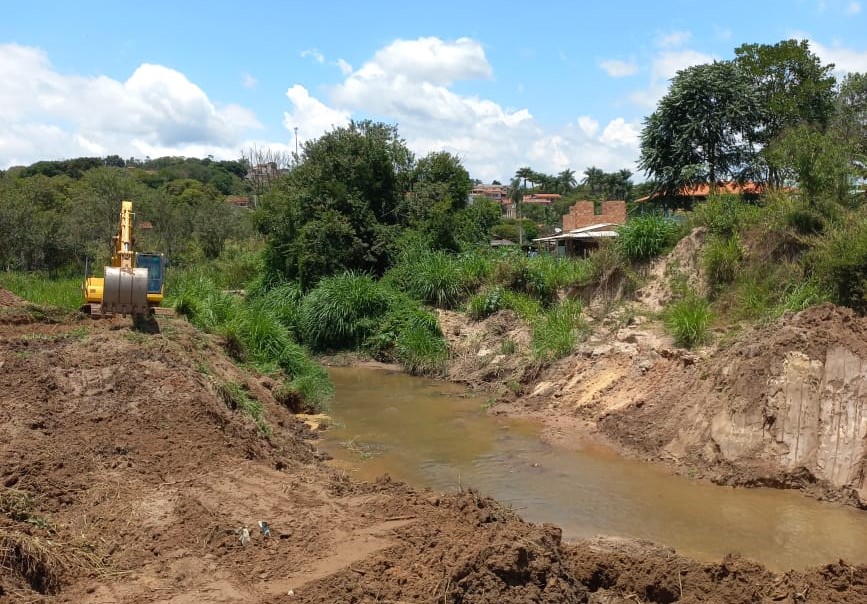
2,0 -> 866,181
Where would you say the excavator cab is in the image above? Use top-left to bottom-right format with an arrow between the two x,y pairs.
136,252 -> 166,304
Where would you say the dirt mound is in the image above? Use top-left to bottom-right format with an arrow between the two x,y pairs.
439,309 -> 535,391
599,304 -> 867,505
0,286 -> 24,307
636,227 -> 708,312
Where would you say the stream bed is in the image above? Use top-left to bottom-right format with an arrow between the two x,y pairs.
319,366 -> 867,571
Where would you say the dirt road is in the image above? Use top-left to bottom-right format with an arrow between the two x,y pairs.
2,290 -> 866,603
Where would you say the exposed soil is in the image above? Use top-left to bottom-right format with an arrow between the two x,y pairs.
2,288 -> 867,603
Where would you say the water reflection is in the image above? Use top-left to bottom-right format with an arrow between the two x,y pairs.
320,366 -> 867,571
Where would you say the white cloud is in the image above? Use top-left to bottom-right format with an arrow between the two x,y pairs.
847,1 -> 862,14
335,58 -> 353,75
808,38 -> 867,74
599,59 -> 638,77
300,48 -> 325,63
280,37 -> 641,181
0,44 -> 262,167
656,30 -> 692,48
282,84 -> 350,147
577,116 -> 599,138
242,73 -> 258,89
629,48 -> 716,109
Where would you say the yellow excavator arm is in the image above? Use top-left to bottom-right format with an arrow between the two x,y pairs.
84,201 -> 165,316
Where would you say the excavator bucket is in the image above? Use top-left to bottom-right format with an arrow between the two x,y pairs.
101,266 -> 150,316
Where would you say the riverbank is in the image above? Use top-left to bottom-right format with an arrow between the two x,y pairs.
3,289 -> 866,602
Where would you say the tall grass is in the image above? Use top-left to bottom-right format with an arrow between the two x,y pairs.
532,299 -> 586,362
616,214 -> 679,261
692,194 -> 761,237
168,272 -> 332,412
703,234 -> 742,294
665,292 -> 712,348
298,273 -> 391,350
0,273 -> 83,311
807,215 -> 867,314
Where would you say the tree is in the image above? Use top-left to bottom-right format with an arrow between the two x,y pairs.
639,61 -> 763,194
734,39 -> 836,184
767,124 -> 855,204
260,121 -> 415,286
411,151 -> 472,211
833,72 -> 867,156
556,168 -> 577,194
582,166 -> 605,195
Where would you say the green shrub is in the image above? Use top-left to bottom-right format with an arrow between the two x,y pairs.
492,256 -> 554,305
501,290 -> 543,321
704,235 -> 742,294
532,299 -> 586,362
467,287 -> 505,320
665,293 -> 712,348
298,272 -> 391,350
399,251 -> 467,308
532,255 -> 594,290
692,194 -> 760,237
807,217 -> 867,314
458,251 -> 494,290
393,317 -> 449,375
616,214 -> 678,261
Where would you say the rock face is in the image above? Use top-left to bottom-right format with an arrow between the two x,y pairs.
575,304 -> 867,506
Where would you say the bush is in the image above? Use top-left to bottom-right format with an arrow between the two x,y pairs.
704,235 -> 742,294
467,287 -> 505,320
692,194 -> 760,237
807,216 -> 867,314
492,255 -> 555,305
665,293 -> 712,348
397,251 -> 468,308
616,214 -> 678,261
532,299 -> 586,362
298,272 -> 391,350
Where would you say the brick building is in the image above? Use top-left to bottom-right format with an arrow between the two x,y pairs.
562,200 -> 627,231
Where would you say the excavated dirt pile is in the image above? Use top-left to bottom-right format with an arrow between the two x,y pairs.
2,288 -> 867,603
599,304 -> 867,506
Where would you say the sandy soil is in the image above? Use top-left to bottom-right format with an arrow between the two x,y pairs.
2,289 -> 867,603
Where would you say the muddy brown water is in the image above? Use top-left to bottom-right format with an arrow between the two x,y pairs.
320,366 -> 867,571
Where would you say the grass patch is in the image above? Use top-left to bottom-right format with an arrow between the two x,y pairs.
217,381 -> 269,434
665,292 -> 712,348
532,299 -> 586,362
0,273 -> 82,311
616,214 -> 679,261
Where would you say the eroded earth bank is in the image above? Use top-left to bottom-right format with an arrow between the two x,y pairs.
2,286 -> 866,603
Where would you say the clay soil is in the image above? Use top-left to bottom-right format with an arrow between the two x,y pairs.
2,290 -> 866,603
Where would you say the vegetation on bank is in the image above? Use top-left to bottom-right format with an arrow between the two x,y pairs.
2,36 -> 867,405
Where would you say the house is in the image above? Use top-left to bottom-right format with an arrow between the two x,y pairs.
225,195 -> 252,208
522,193 -> 562,206
562,200 -> 627,231
470,183 -> 509,203
636,182 -> 765,204
534,223 -> 620,257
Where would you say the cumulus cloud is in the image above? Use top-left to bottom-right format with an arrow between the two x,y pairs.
808,38 -> 867,74
0,43 -> 261,166
335,58 -> 353,75
599,59 -> 638,77
281,36 -> 641,181
629,48 -> 716,109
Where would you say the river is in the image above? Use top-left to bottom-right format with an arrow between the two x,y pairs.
318,366 -> 867,571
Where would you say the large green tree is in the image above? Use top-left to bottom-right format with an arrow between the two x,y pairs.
734,39 -> 836,184
639,61 -> 763,194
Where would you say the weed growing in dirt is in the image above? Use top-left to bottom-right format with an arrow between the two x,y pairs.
704,234 -> 743,295
806,214 -> 867,314
217,381 -> 269,434
665,292 -> 712,348
691,194 -> 761,237
500,337 -> 516,355
467,287 -> 505,320
532,299 -> 587,362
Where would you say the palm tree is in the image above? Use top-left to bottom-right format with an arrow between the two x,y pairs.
582,166 -> 604,195
557,168 -> 577,194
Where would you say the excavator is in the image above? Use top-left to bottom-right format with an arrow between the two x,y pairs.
83,200 -> 166,317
